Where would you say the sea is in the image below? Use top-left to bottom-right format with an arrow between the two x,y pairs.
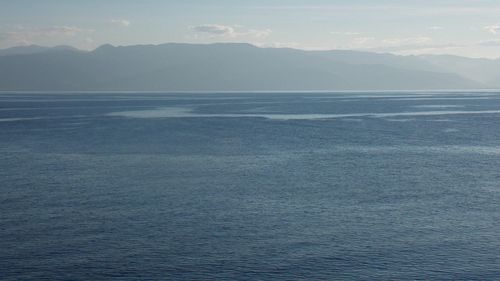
1,91 -> 499,280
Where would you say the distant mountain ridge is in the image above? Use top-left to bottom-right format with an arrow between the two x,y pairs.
0,44 -> 81,56
0,43 -> 498,91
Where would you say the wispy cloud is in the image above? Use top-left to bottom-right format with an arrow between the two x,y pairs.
382,36 -> 432,45
484,24 -> 500,34
109,19 -> 131,27
362,38 -> 500,54
190,24 -> 271,38
352,37 -> 375,45
367,43 -> 459,53
477,39 -> 500,46
253,41 -> 331,51
330,31 -> 361,36
192,24 -> 234,35
0,26 -> 92,46
338,36 -> 433,50
251,4 -> 500,16
39,26 -> 91,36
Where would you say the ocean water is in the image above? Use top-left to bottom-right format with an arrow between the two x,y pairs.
1,91 -> 499,280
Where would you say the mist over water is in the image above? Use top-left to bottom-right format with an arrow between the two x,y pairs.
1,91 -> 499,280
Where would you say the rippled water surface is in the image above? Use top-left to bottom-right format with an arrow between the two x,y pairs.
1,91 -> 499,280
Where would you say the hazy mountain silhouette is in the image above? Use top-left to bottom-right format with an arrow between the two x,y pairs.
0,45 -> 81,56
0,43 -> 494,91
419,54 -> 500,87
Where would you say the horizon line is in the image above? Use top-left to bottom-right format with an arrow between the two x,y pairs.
2,89 -> 500,94
2,42 -> 499,60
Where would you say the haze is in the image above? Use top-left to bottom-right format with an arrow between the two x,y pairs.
2,0 -> 500,58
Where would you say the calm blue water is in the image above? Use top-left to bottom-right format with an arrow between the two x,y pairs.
1,91 -> 499,280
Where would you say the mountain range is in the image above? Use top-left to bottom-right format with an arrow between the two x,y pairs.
1,43 -> 499,91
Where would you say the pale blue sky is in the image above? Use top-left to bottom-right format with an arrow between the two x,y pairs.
2,0 -> 500,58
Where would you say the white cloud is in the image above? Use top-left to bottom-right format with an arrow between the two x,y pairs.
37,26 -> 91,36
191,24 -> 271,38
330,31 -> 360,36
484,24 -> 500,34
0,31 -> 31,45
352,37 -> 375,45
192,24 -> 235,35
252,4 -> 500,16
109,19 -> 131,27
367,38 -> 500,54
247,28 -> 273,38
477,39 -> 500,46
382,36 -> 431,45
0,25 -> 93,47
368,43 -> 458,53
253,41 -> 330,50
429,26 -> 443,30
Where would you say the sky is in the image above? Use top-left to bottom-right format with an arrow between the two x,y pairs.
2,0 -> 500,58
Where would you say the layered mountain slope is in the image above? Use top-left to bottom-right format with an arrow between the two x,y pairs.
0,43 -> 484,91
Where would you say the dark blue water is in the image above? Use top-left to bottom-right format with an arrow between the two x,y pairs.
1,92 -> 499,280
